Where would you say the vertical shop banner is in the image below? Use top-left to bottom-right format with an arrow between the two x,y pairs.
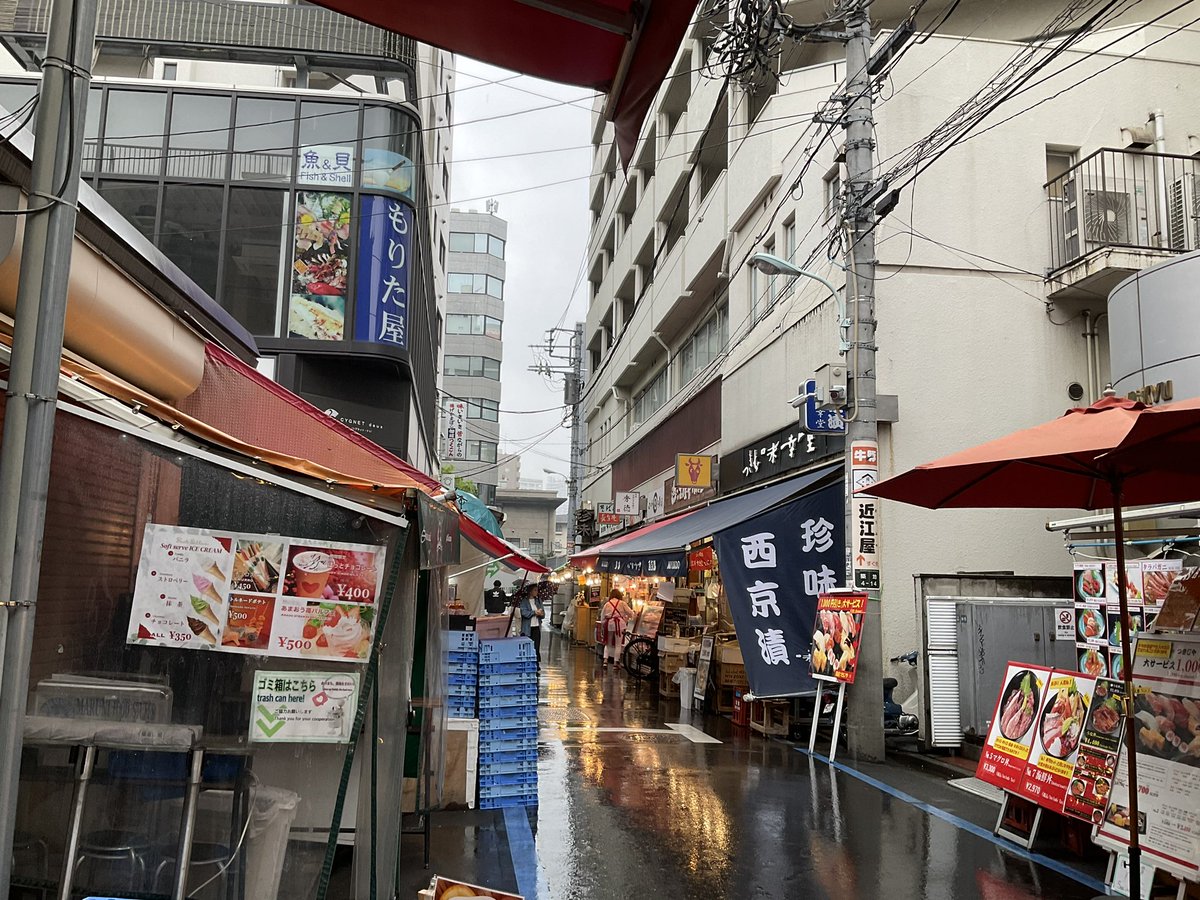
714,484 -> 843,698
417,492 -> 461,570
1062,676 -> 1128,825
251,671 -> 360,743
1096,635 -> 1200,883
296,144 -> 355,188
288,191 -> 351,341
1015,671 -> 1097,810
976,663 -> 1052,792
444,400 -> 467,460
128,525 -> 385,663
354,194 -> 413,349
848,440 -> 880,590
810,591 -> 868,683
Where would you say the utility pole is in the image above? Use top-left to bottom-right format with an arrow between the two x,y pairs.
841,0 -> 886,762
529,324 -> 584,553
0,0 -> 99,890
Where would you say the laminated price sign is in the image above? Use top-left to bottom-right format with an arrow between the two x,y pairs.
976,662 -> 1052,792
1015,671 -> 1096,810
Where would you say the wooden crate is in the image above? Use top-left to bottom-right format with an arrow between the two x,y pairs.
749,700 -> 790,737
716,685 -> 738,714
658,668 -> 680,697
659,652 -> 685,674
716,660 -> 748,689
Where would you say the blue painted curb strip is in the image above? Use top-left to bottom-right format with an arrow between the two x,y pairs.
799,748 -> 1109,896
504,803 -> 539,899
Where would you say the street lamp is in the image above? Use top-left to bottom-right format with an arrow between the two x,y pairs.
748,253 -> 850,353
750,251 -> 884,760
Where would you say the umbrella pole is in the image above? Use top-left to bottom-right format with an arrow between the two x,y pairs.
1112,487 -> 1142,898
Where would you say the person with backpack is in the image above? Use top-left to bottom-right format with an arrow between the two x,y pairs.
600,588 -> 633,671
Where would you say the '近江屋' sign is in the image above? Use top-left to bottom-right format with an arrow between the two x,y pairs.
719,425 -> 842,494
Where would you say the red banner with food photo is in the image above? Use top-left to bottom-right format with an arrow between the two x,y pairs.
976,663 -> 1052,792
1062,677 -> 1126,825
283,544 -> 383,604
810,591 -> 868,684
1015,671 -> 1097,810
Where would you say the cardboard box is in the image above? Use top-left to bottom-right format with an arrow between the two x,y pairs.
426,875 -> 523,899
718,642 -> 743,665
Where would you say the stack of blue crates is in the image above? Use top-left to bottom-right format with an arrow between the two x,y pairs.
446,630 -> 479,719
477,637 -> 539,809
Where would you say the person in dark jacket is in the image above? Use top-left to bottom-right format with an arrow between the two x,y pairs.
484,580 -> 508,614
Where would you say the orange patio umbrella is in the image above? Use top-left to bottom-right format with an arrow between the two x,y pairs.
864,389 -> 1200,898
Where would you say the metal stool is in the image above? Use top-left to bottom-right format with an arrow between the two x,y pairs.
73,829 -> 152,894
11,831 -> 49,899
154,842 -> 231,900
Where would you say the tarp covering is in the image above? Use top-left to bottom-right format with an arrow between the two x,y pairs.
309,0 -> 700,164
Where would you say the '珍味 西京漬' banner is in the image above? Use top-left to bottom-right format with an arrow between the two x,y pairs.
714,484 -> 843,699
127,524 -> 386,664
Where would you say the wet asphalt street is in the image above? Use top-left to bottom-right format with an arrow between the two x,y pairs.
403,630 -> 1108,900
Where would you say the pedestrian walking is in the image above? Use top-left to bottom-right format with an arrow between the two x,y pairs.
483,579 -> 508,614
600,589 -> 632,672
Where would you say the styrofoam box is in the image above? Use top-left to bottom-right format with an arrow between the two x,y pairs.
657,636 -> 693,654
447,630 -> 479,652
479,638 -> 536,665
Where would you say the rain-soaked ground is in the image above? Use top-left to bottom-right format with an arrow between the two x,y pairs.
400,630 -> 1108,899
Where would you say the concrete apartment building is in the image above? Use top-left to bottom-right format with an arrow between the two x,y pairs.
439,207 -> 507,503
0,0 -> 455,474
495,487 -> 565,564
580,1 -> 1200,697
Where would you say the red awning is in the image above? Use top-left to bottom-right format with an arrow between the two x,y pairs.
462,517 -> 551,574
310,0 -> 699,164
568,512 -> 692,569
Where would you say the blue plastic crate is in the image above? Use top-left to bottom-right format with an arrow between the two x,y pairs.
446,649 -> 479,665
446,661 -> 479,675
478,713 -> 538,732
478,757 -> 539,776
478,778 -> 539,797
479,693 -> 538,710
447,684 -> 477,698
447,630 -> 478,652
475,670 -> 538,687
479,661 -> 538,677
478,682 -> 539,698
479,638 -> 536,665
478,794 -> 538,810
478,725 -> 539,743
478,745 -> 538,764
448,702 -> 476,714
475,710 -> 537,724
447,672 -> 478,686
479,738 -> 538,757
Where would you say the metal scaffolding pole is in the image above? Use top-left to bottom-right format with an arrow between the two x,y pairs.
0,0 -> 99,890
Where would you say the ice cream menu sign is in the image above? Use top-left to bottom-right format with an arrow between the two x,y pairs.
127,524 -> 386,663
977,662 -> 1052,792
1095,634 -> 1200,882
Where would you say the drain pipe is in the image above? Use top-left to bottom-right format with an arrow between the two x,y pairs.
1082,309 -> 1097,402
1093,312 -> 1108,399
1152,109 -> 1170,247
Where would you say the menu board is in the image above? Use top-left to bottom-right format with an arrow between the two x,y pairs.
1061,677 -> 1126,824
1073,560 -> 1182,679
1153,566 -> 1200,632
128,524 -> 386,663
1015,671 -> 1097,809
1095,634 -> 1200,882
811,592 -> 868,684
977,663 -> 1052,792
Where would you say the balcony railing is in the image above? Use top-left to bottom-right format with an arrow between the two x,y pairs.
1046,148 -> 1200,274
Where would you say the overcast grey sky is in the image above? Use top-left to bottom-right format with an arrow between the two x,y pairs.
450,59 -> 595,493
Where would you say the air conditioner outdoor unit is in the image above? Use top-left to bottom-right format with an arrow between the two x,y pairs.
1167,173 -> 1200,251
1083,189 -> 1132,244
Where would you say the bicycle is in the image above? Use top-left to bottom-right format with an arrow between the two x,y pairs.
622,633 -> 659,681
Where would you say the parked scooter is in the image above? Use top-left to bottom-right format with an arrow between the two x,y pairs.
884,651 -> 920,738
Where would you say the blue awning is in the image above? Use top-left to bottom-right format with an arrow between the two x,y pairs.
594,464 -> 840,575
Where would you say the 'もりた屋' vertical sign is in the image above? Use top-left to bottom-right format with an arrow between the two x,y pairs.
355,195 -> 413,349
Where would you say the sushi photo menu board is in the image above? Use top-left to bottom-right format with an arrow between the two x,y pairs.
127,524 -> 386,663
1095,634 -> 1200,883
977,662 -> 1052,792
1061,677 -> 1127,826
1073,560 -> 1183,680
1014,671 -> 1096,810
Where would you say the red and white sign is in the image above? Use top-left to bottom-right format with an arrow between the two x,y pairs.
1014,671 -> 1096,810
810,591 -> 868,684
849,440 -> 879,591
444,400 -> 467,459
976,662 -> 1052,792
